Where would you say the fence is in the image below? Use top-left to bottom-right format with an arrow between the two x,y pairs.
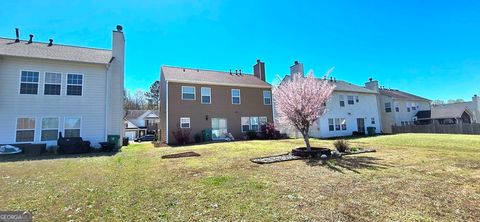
392,123 -> 480,135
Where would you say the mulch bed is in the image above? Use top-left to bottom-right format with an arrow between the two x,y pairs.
250,148 -> 376,164
161,152 -> 201,159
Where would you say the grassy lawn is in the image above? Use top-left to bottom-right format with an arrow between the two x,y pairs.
1,134 -> 479,221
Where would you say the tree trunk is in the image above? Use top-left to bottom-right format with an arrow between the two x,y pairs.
301,131 -> 311,151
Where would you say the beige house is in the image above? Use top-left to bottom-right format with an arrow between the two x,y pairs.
365,79 -> 431,133
159,60 -> 273,144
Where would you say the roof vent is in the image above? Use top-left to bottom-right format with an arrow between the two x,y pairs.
183,69 -> 185,72
235,70 -> 238,75
229,69 -> 232,75
369,78 -> 373,82
294,61 -> 299,65
116,25 -> 123,32
27,34 -> 33,44
48,39 -> 53,46
15,28 -> 20,43
239,69 -> 242,75
334,77 -> 337,82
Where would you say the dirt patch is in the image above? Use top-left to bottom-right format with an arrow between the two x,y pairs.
161,152 -> 201,159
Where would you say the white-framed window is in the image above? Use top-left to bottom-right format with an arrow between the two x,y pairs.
263,90 -> 271,105
180,117 -> 190,128
16,118 -> 35,142
250,117 -> 259,132
371,117 -> 376,125
20,71 -> 39,95
385,102 -> 392,113
44,72 -> 62,95
341,118 -> 347,131
41,117 -> 59,141
259,116 -> 268,126
347,96 -> 354,105
412,103 -> 417,111
335,118 -> 341,130
328,118 -> 334,131
181,86 -> 195,100
232,89 -> 241,104
241,117 -> 250,132
64,117 -> 81,137
201,87 -> 211,104
339,95 -> 345,107
67,74 -> 83,96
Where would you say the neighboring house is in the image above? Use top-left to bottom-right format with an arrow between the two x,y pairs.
415,95 -> 479,124
124,110 -> 159,140
277,62 -> 382,138
365,80 -> 431,133
159,60 -> 273,144
0,26 -> 125,147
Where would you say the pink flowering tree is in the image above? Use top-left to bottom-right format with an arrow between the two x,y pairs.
273,71 -> 335,151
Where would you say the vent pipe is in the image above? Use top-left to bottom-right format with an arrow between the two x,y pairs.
28,34 -> 33,44
48,39 -> 53,46
15,28 -> 20,43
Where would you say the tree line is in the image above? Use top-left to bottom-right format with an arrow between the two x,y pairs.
124,81 -> 160,110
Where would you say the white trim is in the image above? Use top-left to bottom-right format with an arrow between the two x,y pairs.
40,117 -> 60,141
181,86 -> 196,100
166,81 -> 169,144
201,87 -> 212,104
43,72 -> 62,96
15,117 -> 36,143
167,79 -> 271,89
263,90 -> 271,105
64,116 -> 82,137
18,70 -> 40,95
66,73 -> 84,96
231,89 -> 241,105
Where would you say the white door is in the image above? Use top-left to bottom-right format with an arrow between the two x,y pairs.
125,131 -> 136,141
212,118 -> 228,140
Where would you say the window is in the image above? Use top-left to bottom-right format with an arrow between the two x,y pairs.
355,96 -> 359,103
347,96 -> 354,105
67,74 -> 83,96
41,117 -> 59,141
20,71 -> 39,94
250,117 -> 259,132
412,103 -> 417,111
201,87 -> 211,104
232,89 -> 241,104
16,118 -> 35,142
259,116 -> 268,126
263,90 -> 272,105
395,107 -> 400,112
64,117 -> 81,137
241,117 -> 250,132
407,107 -> 411,112
339,95 -> 345,107
180,117 -> 190,128
335,118 -> 341,130
44,72 -> 62,95
371,117 -> 376,124
328,119 -> 334,131
181,86 -> 195,100
341,118 -> 347,130
385,102 -> 392,113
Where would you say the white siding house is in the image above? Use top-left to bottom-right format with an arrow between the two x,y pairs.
0,26 -> 125,147
276,62 -> 382,138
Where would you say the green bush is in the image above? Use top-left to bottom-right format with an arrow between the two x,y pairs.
194,133 -> 202,143
245,131 -> 257,140
333,139 -> 350,152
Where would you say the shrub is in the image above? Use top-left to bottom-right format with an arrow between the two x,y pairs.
245,130 -> 257,140
261,123 -> 279,140
333,139 -> 350,152
172,126 -> 191,145
194,133 -> 202,143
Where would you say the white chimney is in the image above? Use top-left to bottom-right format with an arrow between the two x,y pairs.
106,25 -> 125,145
473,94 -> 480,123
365,78 -> 379,92
290,61 -> 304,76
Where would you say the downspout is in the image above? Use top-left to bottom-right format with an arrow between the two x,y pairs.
166,81 -> 169,144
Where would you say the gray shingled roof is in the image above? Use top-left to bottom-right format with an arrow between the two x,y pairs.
162,66 -> 271,88
416,103 -> 472,119
282,75 -> 377,94
380,88 -> 430,101
0,37 -> 112,64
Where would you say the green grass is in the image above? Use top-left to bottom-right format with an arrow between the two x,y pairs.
1,134 -> 479,221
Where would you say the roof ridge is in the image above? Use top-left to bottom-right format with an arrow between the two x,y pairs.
162,65 -> 254,76
0,37 -> 111,52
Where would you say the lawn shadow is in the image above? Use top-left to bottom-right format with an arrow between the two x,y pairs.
304,156 -> 392,174
0,150 -> 120,163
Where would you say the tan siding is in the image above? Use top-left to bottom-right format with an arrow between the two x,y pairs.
167,82 -> 273,144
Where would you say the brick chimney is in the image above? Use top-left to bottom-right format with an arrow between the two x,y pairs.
253,59 -> 266,81
365,78 -> 379,92
290,61 -> 304,76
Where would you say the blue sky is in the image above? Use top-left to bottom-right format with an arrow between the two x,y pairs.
1,0 -> 479,101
